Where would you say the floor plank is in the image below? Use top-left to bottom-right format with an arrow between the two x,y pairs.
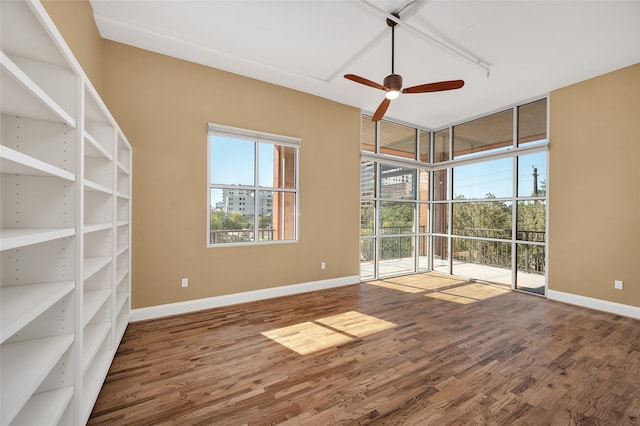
89,274 -> 640,425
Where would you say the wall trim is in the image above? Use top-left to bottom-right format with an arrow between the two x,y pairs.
547,289 -> 640,320
131,275 -> 361,322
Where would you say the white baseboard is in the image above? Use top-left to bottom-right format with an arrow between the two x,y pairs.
547,289 -> 640,320
131,275 -> 360,322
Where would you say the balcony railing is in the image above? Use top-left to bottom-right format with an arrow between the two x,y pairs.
210,229 -> 274,243
359,227 -> 545,275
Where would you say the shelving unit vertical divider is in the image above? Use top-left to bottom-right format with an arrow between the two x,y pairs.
73,76 -> 86,426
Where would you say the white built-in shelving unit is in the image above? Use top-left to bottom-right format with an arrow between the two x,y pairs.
0,1 -> 132,424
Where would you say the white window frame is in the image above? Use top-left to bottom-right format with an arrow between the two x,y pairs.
207,123 -> 300,247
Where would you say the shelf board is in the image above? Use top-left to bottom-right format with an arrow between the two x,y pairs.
1,281 -> 75,343
84,131 -> 113,161
82,289 -> 111,327
116,221 -> 129,227
10,386 -> 74,426
82,322 -> 111,373
81,351 -> 112,425
0,227 -> 75,251
0,333 -> 74,426
116,161 -> 130,176
83,179 -> 113,195
116,245 -> 128,257
116,292 -> 129,316
115,312 -> 129,344
83,223 -> 112,234
115,268 -> 129,287
116,191 -> 130,200
0,52 -> 76,128
0,145 -> 75,181
83,256 -> 111,281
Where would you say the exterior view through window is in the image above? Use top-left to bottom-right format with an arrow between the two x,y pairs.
360,98 -> 547,295
208,124 -> 299,246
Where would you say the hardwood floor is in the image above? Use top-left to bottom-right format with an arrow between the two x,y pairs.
89,274 -> 640,425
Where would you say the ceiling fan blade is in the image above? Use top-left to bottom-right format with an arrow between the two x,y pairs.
402,79 -> 465,94
344,74 -> 388,91
372,98 -> 391,122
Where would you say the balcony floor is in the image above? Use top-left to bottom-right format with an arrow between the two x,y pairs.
361,257 -> 545,295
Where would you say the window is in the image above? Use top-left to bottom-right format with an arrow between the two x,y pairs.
208,123 -> 299,246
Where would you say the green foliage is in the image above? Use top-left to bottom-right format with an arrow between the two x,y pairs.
210,211 -> 252,230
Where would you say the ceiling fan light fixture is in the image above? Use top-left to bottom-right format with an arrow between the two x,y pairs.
385,90 -> 400,100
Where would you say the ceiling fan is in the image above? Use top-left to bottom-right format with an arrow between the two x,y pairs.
345,12 -> 465,122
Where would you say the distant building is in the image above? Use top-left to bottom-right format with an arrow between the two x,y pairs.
222,189 -> 272,217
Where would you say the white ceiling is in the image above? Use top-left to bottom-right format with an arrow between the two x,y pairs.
90,0 -> 640,129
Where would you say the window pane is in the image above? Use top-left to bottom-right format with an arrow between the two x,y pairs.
452,238 -> 512,285
362,115 -> 375,152
433,169 -> 448,201
418,235 -> 428,271
380,165 -> 416,200
379,236 -> 415,276
418,170 -> 429,201
360,200 -> 374,236
419,130 -> 430,163
452,201 -> 512,239
262,191 -> 295,241
516,244 -> 545,294
380,121 -> 416,159
453,157 -> 513,199
434,128 -> 449,163
210,136 -> 254,185
418,203 -> 428,233
360,160 -> 376,198
518,152 -> 547,197
433,236 -> 449,273
432,203 -> 448,234
209,188 -> 255,244
379,202 -> 415,234
360,238 -> 375,280
517,200 -> 546,242
518,99 -> 547,146
453,109 -> 513,159
259,144 -> 296,189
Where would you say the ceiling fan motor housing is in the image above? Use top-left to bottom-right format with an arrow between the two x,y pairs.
384,73 -> 403,91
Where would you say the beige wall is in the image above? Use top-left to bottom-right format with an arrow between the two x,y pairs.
42,0 -> 103,94
549,63 -> 640,307
100,41 -> 361,308
44,1 -> 639,310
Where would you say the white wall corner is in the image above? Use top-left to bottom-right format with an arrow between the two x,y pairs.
547,289 -> 640,320
131,275 -> 361,322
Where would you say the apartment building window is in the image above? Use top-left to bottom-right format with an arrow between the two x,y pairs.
208,123 -> 300,246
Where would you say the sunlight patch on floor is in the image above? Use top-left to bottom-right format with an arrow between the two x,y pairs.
425,282 -> 510,305
262,311 -> 397,355
317,311 -> 396,338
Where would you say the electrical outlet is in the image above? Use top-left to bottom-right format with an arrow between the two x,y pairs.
181,278 -> 189,288
321,262 -> 326,270
614,280 -> 623,290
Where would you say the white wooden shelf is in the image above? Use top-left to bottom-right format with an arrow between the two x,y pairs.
115,269 -> 128,287
0,333 -> 74,425
83,223 -> 112,234
116,245 -> 128,257
0,52 -> 75,128
116,191 -> 130,200
84,179 -> 113,194
0,145 -> 75,181
117,161 -> 130,176
10,386 -> 74,426
83,256 -> 112,281
0,281 -> 74,343
81,351 -> 112,424
116,292 -> 128,315
82,289 -> 111,327
82,322 -> 111,373
116,220 -> 129,227
84,132 -> 113,160
0,227 -> 75,251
